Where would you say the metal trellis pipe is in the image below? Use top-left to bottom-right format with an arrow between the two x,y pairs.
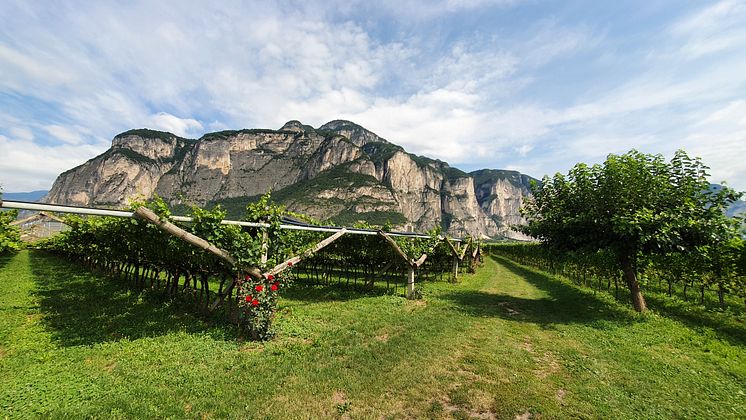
0,200 -> 462,241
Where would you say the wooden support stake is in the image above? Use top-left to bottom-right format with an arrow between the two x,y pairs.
377,230 -> 412,265
413,253 -> 428,268
264,228 -> 348,277
378,230 -> 426,298
406,266 -> 416,299
134,206 -> 239,267
210,275 -> 237,311
459,239 -> 470,260
260,230 -> 268,265
443,236 -> 462,260
10,213 -> 42,226
39,211 -> 68,225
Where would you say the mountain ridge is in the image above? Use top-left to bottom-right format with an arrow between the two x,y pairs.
44,120 -> 537,238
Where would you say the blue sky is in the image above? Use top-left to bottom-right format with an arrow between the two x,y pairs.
1,0 -> 745,191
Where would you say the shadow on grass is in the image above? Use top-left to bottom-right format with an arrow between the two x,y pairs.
441,255 -> 637,329
496,254 -> 746,346
475,255 -> 746,346
643,293 -> 746,346
0,254 -> 11,271
28,251 -> 238,347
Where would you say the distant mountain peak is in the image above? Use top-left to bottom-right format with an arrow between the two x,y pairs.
114,128 -> 186,141
280,120 -> 313,132
317,120 -> 389,147
318,119 -> 361,130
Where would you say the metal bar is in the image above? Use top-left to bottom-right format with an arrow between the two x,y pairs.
1,200 -> 461,241
3,200 -> 134,217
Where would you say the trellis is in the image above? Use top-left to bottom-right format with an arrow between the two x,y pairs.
2,200 -> 480,300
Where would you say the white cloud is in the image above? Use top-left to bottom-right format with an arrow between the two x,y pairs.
0,134 -> 107,191
516,144 -> 534,157
670,0 -> 745,35
0,0 -> 744,194
9,127 -> 33,141
44,125 -> 83,145
148,112 -> 203,138
0,43 -> 77,91
669,0 -> 746,59
520,20 -> 602,68
680,101 -> 746,189
322,0 -> 522,20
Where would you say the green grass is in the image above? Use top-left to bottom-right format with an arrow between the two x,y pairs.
1,251 -> 744,418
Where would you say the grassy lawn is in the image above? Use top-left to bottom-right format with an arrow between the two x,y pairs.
1,250 -> 744,418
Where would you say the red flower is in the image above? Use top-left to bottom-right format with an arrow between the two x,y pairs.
287,262 -> 293,267
251,299 -> 259,306
245,295 -> 252,302
255,284 -> 264,292
244,275 -> 251,281
267,274 -> 275,280
270,284 -> 278,291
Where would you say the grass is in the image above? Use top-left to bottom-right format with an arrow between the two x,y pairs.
1,251 -> 744,418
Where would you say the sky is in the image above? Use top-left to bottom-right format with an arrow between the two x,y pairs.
1,0 -> 745,192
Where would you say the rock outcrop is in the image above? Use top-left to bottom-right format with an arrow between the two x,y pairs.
44,120 -> 536,238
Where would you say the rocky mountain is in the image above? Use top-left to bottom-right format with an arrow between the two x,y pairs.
44,120 -> 536,238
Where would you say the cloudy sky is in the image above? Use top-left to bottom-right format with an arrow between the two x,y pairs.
1,0 -> 745,192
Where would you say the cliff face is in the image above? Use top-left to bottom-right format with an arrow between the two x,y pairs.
44,120 -> 536,238
46,131 -> 192,206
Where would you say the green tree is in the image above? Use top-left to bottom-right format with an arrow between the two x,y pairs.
520,150 -> 742,312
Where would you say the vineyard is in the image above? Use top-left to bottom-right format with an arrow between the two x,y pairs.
518,150 -> 746,313
17,195 -> 479,339
487,243 -> 746,309
1,193 -> 745,417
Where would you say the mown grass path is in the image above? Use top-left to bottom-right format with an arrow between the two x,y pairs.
1,250 -> 744,418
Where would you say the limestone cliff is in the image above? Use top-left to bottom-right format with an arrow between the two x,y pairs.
44,120 -> 536,238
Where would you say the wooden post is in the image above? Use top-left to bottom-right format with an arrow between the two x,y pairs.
459,239 -> 470,260
377,230 -> 412,265
260,230 -> 268,265
456,241 -> 462,278
443,236 -> 461,259
377,230 -> 428,299
444,235 -> 467,281
407,266 -> 415,299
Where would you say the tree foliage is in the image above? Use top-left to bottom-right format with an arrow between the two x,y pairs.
520,150 -> 743,311
0,189 -> 23,254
